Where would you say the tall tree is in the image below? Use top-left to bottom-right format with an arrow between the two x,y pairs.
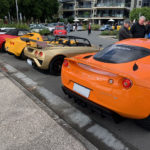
0,0 -> 9,19
130,7 -> 150,21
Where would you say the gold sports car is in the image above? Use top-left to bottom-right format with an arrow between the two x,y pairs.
24,36 -> 100,75
5,32 -> 43,59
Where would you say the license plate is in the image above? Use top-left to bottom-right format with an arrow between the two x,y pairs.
27,59 -> 32,66
59,32 -> 62,34
73,83 -> 90,98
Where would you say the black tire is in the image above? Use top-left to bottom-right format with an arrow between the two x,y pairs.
1,42 -> 6,52
135,116 -> 150,130
20,48 -> 27,60
49,56 -> 65,76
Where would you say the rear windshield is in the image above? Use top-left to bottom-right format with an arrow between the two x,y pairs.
56,27 -> 65,30
94,44 -> 150,63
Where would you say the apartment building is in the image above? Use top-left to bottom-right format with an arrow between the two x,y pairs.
60,0 -> 140,24
136,0 -> 150,7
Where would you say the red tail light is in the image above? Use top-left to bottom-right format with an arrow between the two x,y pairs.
122,78 -> 132,89
39,52 -> 43,57
35,51 -> 38,56
63,60 -> 69,67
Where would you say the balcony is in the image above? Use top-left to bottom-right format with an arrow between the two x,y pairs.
63,5 -> 74,11
95,2 -> 126,8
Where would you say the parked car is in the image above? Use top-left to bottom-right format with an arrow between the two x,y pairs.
47,23 -> 58,32
100,25 -> 113,31
30,24 -> 47,32
0,27 -> 15,35
53,26 -> 67,36
24,36 -> 99,75
5,33 -> 43,59
61,38 -> 150,130
0,29 -> 30,52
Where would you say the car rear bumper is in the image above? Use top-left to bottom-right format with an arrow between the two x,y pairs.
62,86 -> 115,116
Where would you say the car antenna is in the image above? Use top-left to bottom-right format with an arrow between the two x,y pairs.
133,63 -> 138,71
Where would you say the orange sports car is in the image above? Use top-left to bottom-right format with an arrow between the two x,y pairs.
61,38 -> 150,130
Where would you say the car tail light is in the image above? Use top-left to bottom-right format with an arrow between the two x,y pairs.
63,60 -> 69,67
122,78 -> 132,89
35,51 -> 38,56
39,52 -> 43,57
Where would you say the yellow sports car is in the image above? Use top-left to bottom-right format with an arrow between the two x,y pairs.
24,36 -> 100,75
5,33 -> 43,59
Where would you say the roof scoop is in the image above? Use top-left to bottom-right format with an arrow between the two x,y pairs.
133,63 -> 138,71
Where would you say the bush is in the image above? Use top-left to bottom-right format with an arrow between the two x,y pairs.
91,24 -> 100,30
101,30 -> 118,36
0,23 -> 30,30
39,29 -> 50,35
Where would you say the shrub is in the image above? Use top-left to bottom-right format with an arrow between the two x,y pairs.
39,29 -> 50,35
91,24 -> 100,30
101,30 -> 118,36
0,23 -> 30,30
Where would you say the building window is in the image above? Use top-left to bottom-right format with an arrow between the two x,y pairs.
139,1 -> 142,6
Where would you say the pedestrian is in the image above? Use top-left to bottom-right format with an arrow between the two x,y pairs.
130,16 -> 147,38
145,21 -> 150,38
118,19 -> 132,41
75,22 -> 77,31
88,22 -> 91,35
67,22 -> 71,33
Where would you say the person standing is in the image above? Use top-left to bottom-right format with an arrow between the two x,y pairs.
88,22 -> 91,35
118,19 -> 132,41
67,22 -> 71,33
130,16 -> 147,38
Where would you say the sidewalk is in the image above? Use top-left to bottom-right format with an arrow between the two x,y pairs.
0,72 -> 87,150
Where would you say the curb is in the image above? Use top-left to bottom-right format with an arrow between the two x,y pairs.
0,61 -> 137,150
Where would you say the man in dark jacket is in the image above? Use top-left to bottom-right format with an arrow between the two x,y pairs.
130,16 -> 147,38
119,20 -> 132,41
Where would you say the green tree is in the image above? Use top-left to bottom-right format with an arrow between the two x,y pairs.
0,0 -> 9,18
130,7 -> 150,21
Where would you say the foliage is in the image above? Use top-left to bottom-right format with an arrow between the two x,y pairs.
39,29 -> 50,35
83,24 -> 100,30
0,0 -> 9,18
130,7 -> 150,21
0,0 -> 59,23
91,24 -> 100,30
0,23 -> 30,30
101,30 -> 118,36
67,17 -> 74,23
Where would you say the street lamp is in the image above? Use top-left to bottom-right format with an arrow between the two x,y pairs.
15,0 -> 19,23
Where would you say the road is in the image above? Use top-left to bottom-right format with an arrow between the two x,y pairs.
0,31 -> 149,150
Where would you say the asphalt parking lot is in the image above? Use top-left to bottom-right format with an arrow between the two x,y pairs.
0,31 -> 149,150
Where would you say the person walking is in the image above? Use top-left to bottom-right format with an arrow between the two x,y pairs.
130,16 -> 147,38
119,19 -> 132,41
88,22 -> 91,35
67,22 -> 71,33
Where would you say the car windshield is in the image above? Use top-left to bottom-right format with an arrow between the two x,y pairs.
94,44 -> 150,63
56,27 -> 65,30
6,29 -> 29,36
